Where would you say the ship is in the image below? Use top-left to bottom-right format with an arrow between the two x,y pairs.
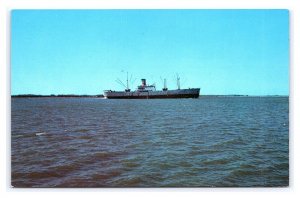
103,74 -> 200,99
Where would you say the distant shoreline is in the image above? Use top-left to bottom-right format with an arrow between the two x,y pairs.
11,94 -> 288,98
11,94 -> 104,98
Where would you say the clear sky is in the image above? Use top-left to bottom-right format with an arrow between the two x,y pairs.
11,10 -> 289,95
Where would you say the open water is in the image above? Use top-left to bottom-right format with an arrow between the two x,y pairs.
11,97 -> 289,187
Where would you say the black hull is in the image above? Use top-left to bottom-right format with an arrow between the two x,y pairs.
106,94 -> 200,99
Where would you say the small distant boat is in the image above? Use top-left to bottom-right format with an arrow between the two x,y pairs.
103,74 -> 200,99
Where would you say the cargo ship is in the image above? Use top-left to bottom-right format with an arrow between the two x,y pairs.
103,75 -> 200,99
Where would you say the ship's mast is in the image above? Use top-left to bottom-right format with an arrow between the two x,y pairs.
126,72 -> 129,90
163,78 -> 168,91
125,72 -> 131,92
116,71 -> 131,92
176,74 -> 181,90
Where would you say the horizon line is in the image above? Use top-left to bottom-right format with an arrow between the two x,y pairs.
11,94 -> 289,97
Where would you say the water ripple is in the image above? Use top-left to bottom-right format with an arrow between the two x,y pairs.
11,97 -> 289,187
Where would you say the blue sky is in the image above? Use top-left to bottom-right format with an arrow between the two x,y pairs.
11,10 -> 289,95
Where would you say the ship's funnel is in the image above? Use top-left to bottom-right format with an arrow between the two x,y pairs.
141,79 -> 146,86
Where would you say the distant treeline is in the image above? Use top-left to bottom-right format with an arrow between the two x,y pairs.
201,95 -> 249,97
12,94 -> 287,98
12,94 -> 104,98
201,95 -> 287,97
